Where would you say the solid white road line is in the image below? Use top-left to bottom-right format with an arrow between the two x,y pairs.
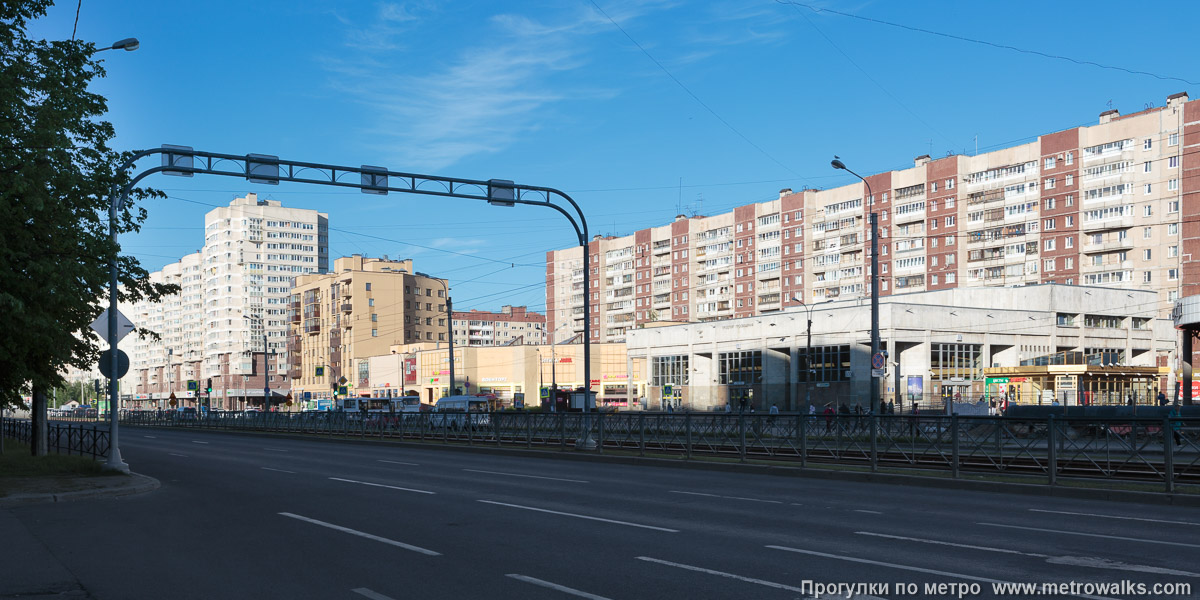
464,469 -> 588,483
506,574 -> 613,600
669,491 -> 783,504
1029,508 -> 1200,527
853,509 -> 883,514
478,500 -> 678,533
351,588 -> 396,600
261,467 -> 295,474
169,453 -> 189,457
377,459 -> 420,466
191,440 -> 209,444
636,556 -> 806,594
766,546 -> 1117,600
855,531 -> 1049,557
329,477 -> 435,495
858,531 -> 1200,578
978,522 -> 1200,549
278,512 -> 440,556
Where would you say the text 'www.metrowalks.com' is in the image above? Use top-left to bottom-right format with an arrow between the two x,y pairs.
801,580 -> 1192,598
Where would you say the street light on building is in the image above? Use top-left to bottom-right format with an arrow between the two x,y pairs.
831,157 -> 881,415
95,38 -> 139,53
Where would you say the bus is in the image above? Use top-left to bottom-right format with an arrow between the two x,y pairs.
340,395 -> 424,414
432,395 -> 492,430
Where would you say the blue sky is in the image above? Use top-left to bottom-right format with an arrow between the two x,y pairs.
29,0 -> 1200,313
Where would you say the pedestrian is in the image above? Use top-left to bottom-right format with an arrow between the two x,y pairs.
808,404 -> 816,416
886,400 -> 894,415
1158,391 -> 1168,406
724,402 -> 732,414
823,403 -> 833,433
1169,402 -> 1184,446
666,402 -> 673,414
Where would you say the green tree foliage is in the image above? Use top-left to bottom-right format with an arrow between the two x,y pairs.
0,0 -> 177,410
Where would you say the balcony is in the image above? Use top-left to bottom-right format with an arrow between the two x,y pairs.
1082,238 -> 1134,254
341,303 -> 352,313
305,324 -> 320,335
288,369 -> 301,380
1081,215 -> 1134,233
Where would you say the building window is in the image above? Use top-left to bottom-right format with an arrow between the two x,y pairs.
371,329 -> 378,337
930,343 -> 982,381
1169,133 -> 1179,146
1065,175 -> 1073,187
652,355 -> 690,386
365,283 -> 372,291
1144,161 -> 1153,173
798,345 -> 850,383
1169,156 -> 1179,168
1065,152 -> 1073,165
1169,269 -> 1179,281
1143,138 -> 1152,150
1169,179 -> 1179,192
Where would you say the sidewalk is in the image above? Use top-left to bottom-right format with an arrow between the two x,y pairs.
0,472 -> 159,508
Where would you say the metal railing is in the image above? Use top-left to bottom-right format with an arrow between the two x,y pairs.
3,419 -> 112,460
119,411 -> 1200,493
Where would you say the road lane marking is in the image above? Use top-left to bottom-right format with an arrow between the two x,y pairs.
263,448 -> 290,452
169,453 -> 189,457
853,509 -> 883,514
191,440 -> 209,444
329,477 -> 435,495
636,556 -> 806,594
478,500 -> 678,532
464,469 -> 588,483
978,523 -> 1200,549
856,531 -> 1048,557
351,589 -> 395,600
279,513 -> 439,556
857,532 -> 1200,578
506,575 -> 612,600
1029,508 -> 1200,527
261,467 -> 295,474
766,546 -> 1116,600
669,491 -> 782,504
378,459 -> 420,466
143,435 -> 157,439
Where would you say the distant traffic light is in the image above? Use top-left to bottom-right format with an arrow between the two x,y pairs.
206,378 -> 213,394
93,379 -> 101,395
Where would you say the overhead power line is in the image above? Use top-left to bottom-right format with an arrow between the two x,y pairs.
775,0 -> 1200,86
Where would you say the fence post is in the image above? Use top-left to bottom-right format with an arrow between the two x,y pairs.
527,413 -> 533,449
1047,414 -> 1057,486
738,414 -> 746,463
685,412 -> 693,460
951,414 -> 960,479
799,413 -> 807,469
1164,416 -> 1175,494
559,412 -> 566,451
597,410 -> 604,454
495,412 -> 502,448
639,412 -> 645,457
869,415 -> 878,473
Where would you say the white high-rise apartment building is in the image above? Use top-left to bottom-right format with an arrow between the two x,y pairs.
127,193 -> 328,408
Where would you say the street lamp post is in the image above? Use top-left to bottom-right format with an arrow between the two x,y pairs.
430,278 -> 455,397
792,295 -> 827,411
831,157 -> 880,415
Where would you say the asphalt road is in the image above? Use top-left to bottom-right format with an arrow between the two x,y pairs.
5,428 -> 1199,600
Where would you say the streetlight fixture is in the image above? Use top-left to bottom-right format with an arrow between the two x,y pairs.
96,38 -> 139,53
792,294 -> 828,411
831,157 -> 881,415
242,313 -> 271,411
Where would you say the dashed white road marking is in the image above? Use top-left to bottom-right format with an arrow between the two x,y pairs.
670,490 -> 782,504
263,448 -> 289,452
853,509 -> 883,515
464,469 -> 588,483
143,435 -> 157,439
506,575 -> 612,600
856,531 -> 1048,557
636,556 -> 807,594
1029,508 -> 1200,527
766,546 -> 1116,600
169,453 -> 189,457
191,440 -> 209,444
377,459 -> 420,466
978,522 -> 1200,549
351,588 -> 395,600
329,477 -> 435,495
478,500 -> 678,533
279,512 -> 439,556
261,467 -> 295,474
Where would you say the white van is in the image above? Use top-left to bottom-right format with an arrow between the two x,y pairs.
433,395 -> 491,430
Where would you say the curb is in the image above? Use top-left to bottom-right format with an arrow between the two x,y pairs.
0,473 -> 160,508
128,425 -> 1200,507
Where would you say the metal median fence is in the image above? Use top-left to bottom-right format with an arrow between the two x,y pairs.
120,411 -> 1199,494
3,419 -> 112,460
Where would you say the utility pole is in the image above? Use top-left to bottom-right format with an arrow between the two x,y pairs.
869,212 -> 880,415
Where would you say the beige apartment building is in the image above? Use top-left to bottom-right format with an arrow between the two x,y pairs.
452,305 -> 546,347
547,92 -> 1199,344
288,256 -> 448,404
